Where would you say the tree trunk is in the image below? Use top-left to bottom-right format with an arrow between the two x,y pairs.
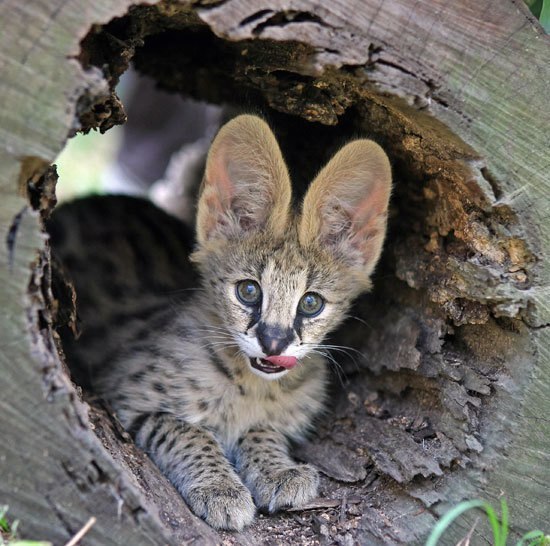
1,1 -> 548,545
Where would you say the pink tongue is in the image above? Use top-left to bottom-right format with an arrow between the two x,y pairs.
264,355 -> 298,369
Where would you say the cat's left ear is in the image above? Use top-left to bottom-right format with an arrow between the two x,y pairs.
196,115 -> 291,246
299,140 -> 392,287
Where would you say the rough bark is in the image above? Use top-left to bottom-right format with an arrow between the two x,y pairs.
0,1 -> 548,545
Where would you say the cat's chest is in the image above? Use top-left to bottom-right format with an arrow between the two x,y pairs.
184,361 -> 327,446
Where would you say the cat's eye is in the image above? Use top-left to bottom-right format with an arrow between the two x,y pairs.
236,280 -> 262,306
298,292 -> 325,317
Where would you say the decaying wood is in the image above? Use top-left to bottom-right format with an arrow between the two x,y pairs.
0,0 -> 548,544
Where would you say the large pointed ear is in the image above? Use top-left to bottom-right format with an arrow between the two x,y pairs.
196,115 -> 291,246
299,140 -> 392,286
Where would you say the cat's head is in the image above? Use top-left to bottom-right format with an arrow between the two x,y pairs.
192,115 -> 391,380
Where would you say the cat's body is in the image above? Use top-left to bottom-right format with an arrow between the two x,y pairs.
50,115 -> 391,530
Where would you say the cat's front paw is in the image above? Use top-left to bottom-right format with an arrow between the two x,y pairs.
257,464 -> 319,513
187,479 -> 255,531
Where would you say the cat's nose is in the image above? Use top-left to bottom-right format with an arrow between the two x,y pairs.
256,322 -> 294,356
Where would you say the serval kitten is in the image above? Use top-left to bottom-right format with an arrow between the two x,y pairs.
49,115 -> 392,530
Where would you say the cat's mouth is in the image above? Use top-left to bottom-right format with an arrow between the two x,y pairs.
249,355 -> 297,374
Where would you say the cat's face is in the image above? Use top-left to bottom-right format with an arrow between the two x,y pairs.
193,115 -> 392,380
196,231 -> 359,379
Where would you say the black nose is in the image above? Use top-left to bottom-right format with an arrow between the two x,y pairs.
256,323 -> 294,356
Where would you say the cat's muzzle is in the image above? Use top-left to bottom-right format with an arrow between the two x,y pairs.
250,355 -> 297,374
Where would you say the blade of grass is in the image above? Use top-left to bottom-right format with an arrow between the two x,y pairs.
425,500 -> 487,546
426,498 -> 516,546
482,502 -> 502,546
0,506 -> 9,533
500,498 -> 509,546
517,530 -> 545,546
10,520 -> 19,537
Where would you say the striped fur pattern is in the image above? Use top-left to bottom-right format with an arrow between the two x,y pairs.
49,115 -> 392,530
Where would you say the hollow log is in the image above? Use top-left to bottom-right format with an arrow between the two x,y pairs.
0,1 -> 548,544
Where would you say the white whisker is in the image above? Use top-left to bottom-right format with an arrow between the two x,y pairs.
306,348 -> 347,387
349,315 -> 374,330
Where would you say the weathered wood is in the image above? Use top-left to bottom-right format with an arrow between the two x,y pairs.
1,0 -> 548,544
0,2 -> 215,545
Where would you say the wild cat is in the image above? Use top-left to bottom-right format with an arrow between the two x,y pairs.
50,115 -> 392,530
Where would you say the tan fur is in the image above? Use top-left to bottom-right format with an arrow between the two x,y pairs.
299,139 -> 392,289
197,115 -> 291,245
50,115 -> 392,532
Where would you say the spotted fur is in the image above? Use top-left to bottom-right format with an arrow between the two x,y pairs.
50,115 -> 391,531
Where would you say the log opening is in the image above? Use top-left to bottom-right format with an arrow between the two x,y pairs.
40,2 -> 537,543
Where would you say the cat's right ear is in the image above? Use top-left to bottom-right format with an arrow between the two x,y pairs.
196,115 -> 291,246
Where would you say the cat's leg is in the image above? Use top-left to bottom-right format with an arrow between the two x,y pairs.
234,428 -> 319,513
128,412 -> 255,530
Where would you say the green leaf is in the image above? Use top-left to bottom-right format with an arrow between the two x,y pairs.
539,0 -> 550,32
526,0 -> 543,17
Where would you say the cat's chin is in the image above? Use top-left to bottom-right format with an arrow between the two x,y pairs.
248,357 -> 289,380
